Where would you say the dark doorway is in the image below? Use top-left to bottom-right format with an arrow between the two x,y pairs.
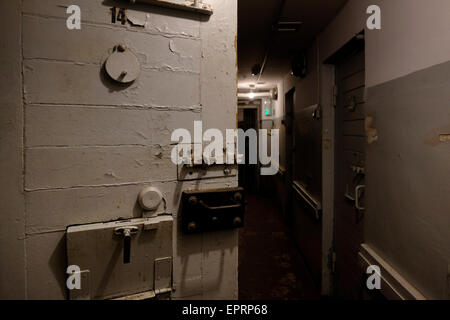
333,35 -> 366,299
238,107 -> 258,193
284,88 -> 295,217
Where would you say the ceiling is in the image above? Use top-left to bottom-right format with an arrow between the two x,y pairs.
238,0 -> 348,89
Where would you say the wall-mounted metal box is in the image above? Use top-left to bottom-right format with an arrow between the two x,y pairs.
66,215 -> 173,300
181,187 -> 246,234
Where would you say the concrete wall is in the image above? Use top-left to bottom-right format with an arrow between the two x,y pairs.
320,0 -> 450,298
363,0 -> 450,299
0,0 -> 238,299
274,0 -> 450,298
319,0 -> 450,86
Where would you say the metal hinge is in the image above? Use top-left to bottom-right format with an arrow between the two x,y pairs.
332,85 -> 338,107
332,252 -> 336,273
328,249 -> 336,273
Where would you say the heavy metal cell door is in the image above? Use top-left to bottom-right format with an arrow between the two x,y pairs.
333,37 -> 366,299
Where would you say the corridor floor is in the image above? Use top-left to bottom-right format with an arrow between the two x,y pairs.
238,194 -> 320,300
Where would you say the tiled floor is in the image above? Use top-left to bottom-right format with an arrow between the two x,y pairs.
238,193 -> 320,300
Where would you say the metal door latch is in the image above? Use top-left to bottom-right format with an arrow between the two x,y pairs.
355,185 -> 366,210
182,187 -> 246,234
114,226 -> 139,264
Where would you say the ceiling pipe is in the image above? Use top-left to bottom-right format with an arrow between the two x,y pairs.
256,0 -> 288,83
238,92 -> 271,100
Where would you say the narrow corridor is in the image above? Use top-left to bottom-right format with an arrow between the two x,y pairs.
1,0 -> 448,303
239,194 -> 320,300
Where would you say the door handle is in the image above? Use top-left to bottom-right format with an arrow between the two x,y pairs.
198,200 -> 242,211
347,95 -> 358,112
198,200 -> 243,226
355,185 -> 365,210
114,226 -> 139,264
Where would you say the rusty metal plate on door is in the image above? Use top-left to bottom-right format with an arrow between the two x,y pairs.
181,187 -> 246,234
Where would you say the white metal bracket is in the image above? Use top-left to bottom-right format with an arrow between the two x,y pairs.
129,0 -> 213,16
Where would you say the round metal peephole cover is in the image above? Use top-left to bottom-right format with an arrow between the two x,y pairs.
105,46 -> 141,84
138,187 -> 163,211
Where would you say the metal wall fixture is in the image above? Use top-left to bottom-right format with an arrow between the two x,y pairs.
237,86 -> 278,101
355,185 -> 366,211
175,146 -> 238,181
66,187 -> 173,300
66,215 -> 174,300
105,45 -> 140,84
114,226 -> 139,264
138,186 -> 167,216
128,0 -> 213,15
292,180 -> 322,220
181,187 -> 246,234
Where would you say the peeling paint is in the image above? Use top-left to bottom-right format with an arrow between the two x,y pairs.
365,116 -> 378,144
169,39 -> 178,54
439,134 -> 450,142
127,11 -> 148,27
